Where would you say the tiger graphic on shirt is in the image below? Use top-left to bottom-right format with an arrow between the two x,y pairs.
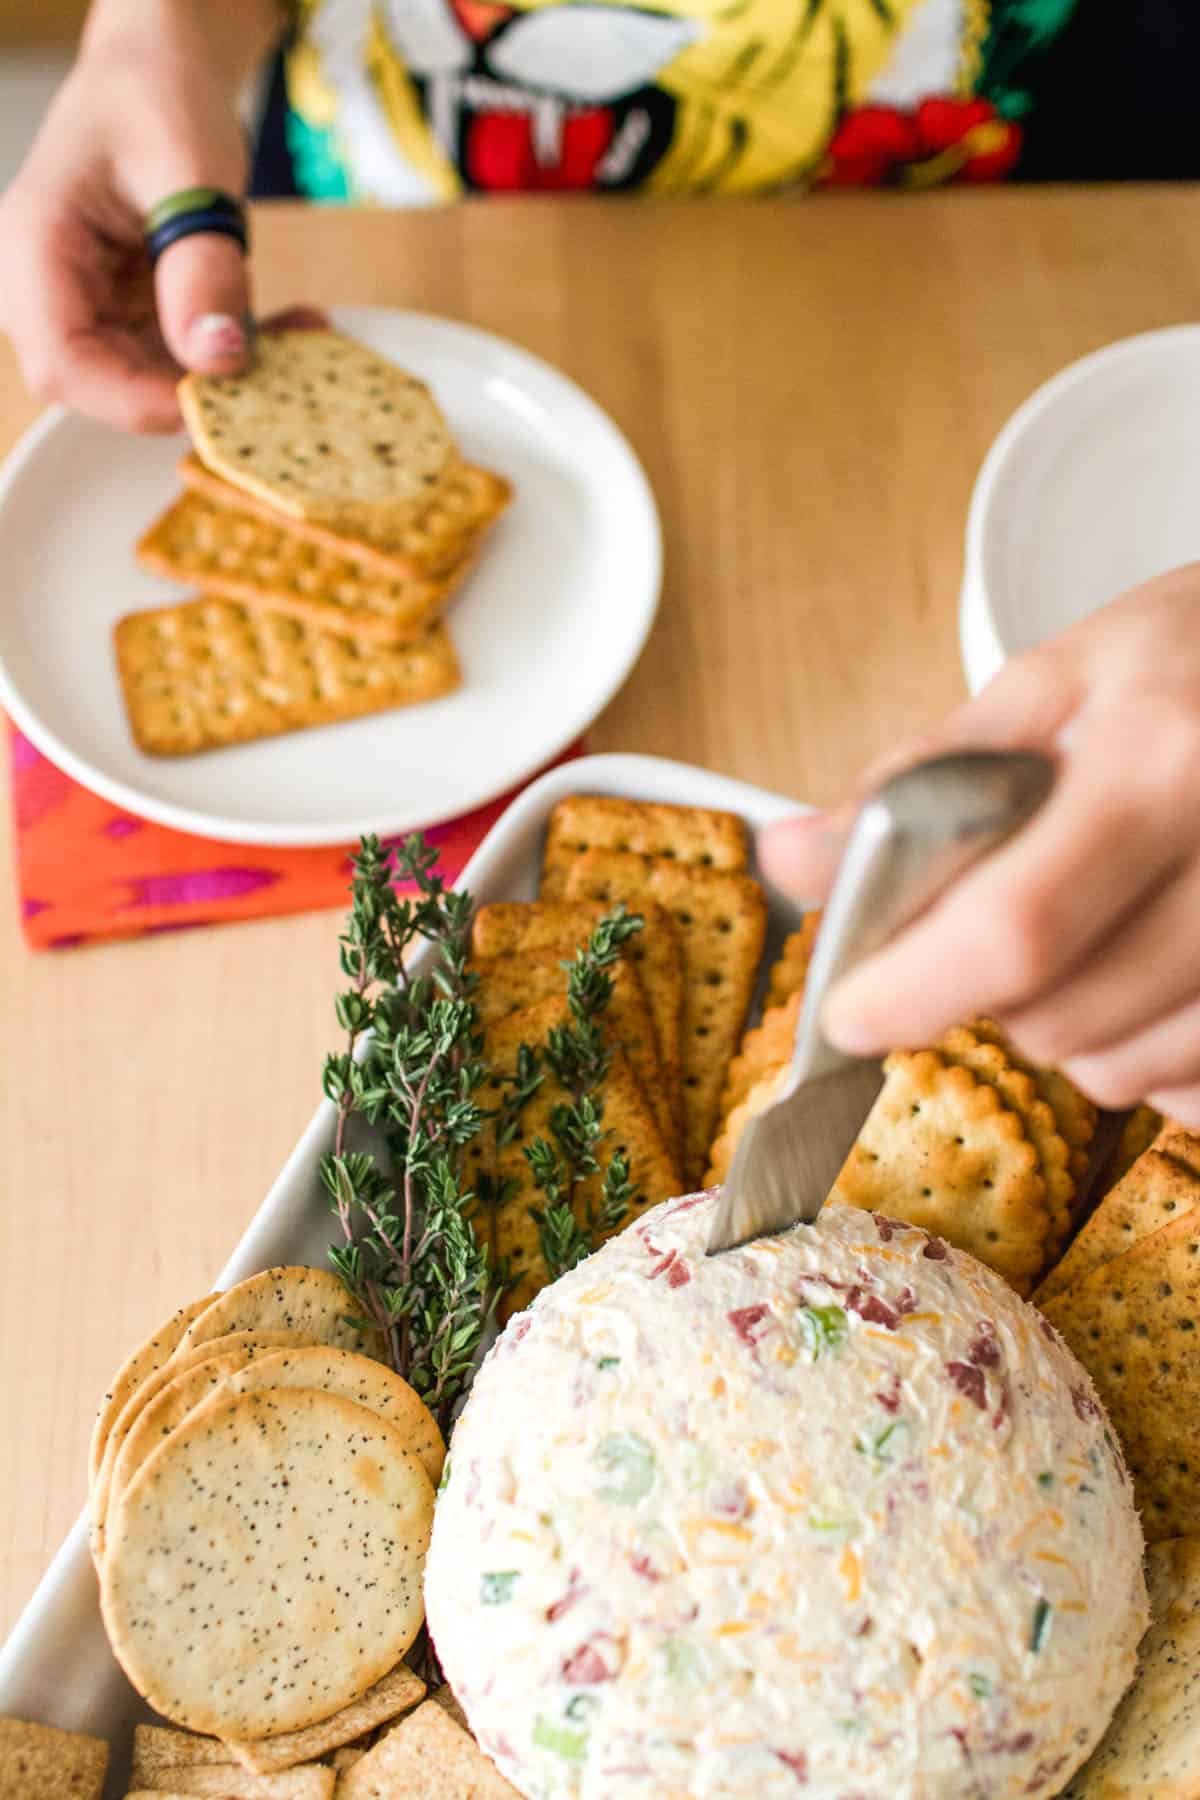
286,0 -> 1076,199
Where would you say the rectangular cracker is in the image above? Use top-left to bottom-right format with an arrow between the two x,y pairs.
1042,1211 -> 1200,1539
466,996 -> 680,1316
471,900 -> 685,1155
125,1764 -> 334,1797
1035,1148 -> 1200,1306
137,491 -> 475,647
114,598 -> 460,757
178,452 -> 512,583
471,947 -> 674,1158
226,1664 -> 426,1774
560,851 -> 767,1187
540,794 -> 748,899
334,1700 -> 519,1799
132,1724 -> 232,1783
0,1718 -> 108,1800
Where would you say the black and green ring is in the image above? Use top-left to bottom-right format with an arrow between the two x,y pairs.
143,188 -> 248,266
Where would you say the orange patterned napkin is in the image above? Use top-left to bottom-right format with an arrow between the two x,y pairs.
7,722 -> 582,951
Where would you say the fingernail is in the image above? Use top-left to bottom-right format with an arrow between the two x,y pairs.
188,313 -> 246,357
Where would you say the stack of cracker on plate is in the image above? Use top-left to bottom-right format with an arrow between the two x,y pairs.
76,1265 -> 519,1794
706,912 -> 1100,1296
465,795 -> 767,1315
116,330 -> 511,756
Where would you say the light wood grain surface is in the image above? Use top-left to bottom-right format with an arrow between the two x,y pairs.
2,189 -> 1199,1643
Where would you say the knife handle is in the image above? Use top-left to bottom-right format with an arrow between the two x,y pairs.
791,749 -> 1055,1084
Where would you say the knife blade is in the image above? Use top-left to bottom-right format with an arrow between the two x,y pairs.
706,749 -> 1055,1255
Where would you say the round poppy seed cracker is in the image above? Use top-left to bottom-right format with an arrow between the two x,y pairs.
90,1328 -> 318,1564
226,1346 -> 445,1486
88,1296 -> 216,1491
833,1048 -> 1051,1292
177,1266 -> 382,1361
106,1348 -> 293,1533
939,1024 -> 1076,1253
101,1387 -> 433,1740
178,330 -> 454,526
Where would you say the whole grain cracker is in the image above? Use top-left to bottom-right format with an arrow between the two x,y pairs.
127,1768 -> 334,1798
91,1329 -> 318,1568
1099,1105 -> 1166,1192
765,911 -> 822,1011
225,1664 -> 425,1776
88,1295 -> 216,1490
1035,1149 -> 1200,1307
131,1724 -> 232,1783
178,451 -> 512,582
939,1024 -> 1075,1252
471,947 -> 674,1158
539,794 -> 748,899
179,331 -> 454,527
468,997 -> 679,1317
335,1701 -> 519,1799
1042,1213 -> 1200,1539
0,1717 -> 108,1799
560,850 -> 767,1187
428,1686 -> 468,1731
137,491 -> 475,647
1061,1537 -> 1200,1796
705,1062 -> 789,1187
178,1267 -> 380,1360
226,1346 -> 444,1486
114,599 -> 460,758
971,1016 -> 1097,1169
471,900 -> 685,1154
833,1049 -> 1051,1292
102,1389 -> 433,1741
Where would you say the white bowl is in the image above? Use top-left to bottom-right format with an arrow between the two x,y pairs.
961,325 -> 1200,693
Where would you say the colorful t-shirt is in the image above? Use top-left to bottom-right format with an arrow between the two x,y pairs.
283,0 -> 1078,201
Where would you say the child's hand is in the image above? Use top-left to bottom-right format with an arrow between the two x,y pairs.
760,566 -> 1200,1125
0,1 -> 278,432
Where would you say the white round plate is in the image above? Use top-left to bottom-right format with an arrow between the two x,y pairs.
961,324 -> 1200,693
0,308 -> 660,845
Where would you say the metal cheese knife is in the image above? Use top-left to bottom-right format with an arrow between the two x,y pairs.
706,749 -> 1055,1256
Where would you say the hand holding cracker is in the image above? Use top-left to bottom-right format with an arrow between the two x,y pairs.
761,568 -> 1200,1128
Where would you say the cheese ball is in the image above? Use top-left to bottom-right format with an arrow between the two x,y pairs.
426,1197 -> 1146,1799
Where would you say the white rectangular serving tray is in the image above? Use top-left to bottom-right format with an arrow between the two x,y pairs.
0,753 -> 803,1794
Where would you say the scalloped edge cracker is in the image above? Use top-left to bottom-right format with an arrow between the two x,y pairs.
765,912 -> 821,1012
833,1048 -> 1050,1293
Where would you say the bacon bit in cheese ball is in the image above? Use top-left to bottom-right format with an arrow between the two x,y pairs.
425,1196 -> 1147,1800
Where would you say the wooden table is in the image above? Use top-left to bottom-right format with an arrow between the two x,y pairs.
2,188 -> 1198,1641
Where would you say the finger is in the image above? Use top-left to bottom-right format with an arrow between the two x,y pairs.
1144,1085 -> 1200,1131
758,644 -> 1082,902
51,330 -> 182,432
822,720 -> 1189,1054
1063,994 -> 1200,1112
154,231 -> 251,373
1004,861 -> 1200,1064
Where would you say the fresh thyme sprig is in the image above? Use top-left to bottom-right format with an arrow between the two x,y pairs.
518,908 -> 646,1279
321,835 -> 497,1431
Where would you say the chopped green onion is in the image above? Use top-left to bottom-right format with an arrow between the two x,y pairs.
480,1571 -> 519,1605
798,1304 -> 848,1359
594,1432 -> 656,1505
1037,1471 -> 1054,1491
968,1672 -> 992,1699
1031,1598 -> 1053,1653
533,1716 -> 589,1762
